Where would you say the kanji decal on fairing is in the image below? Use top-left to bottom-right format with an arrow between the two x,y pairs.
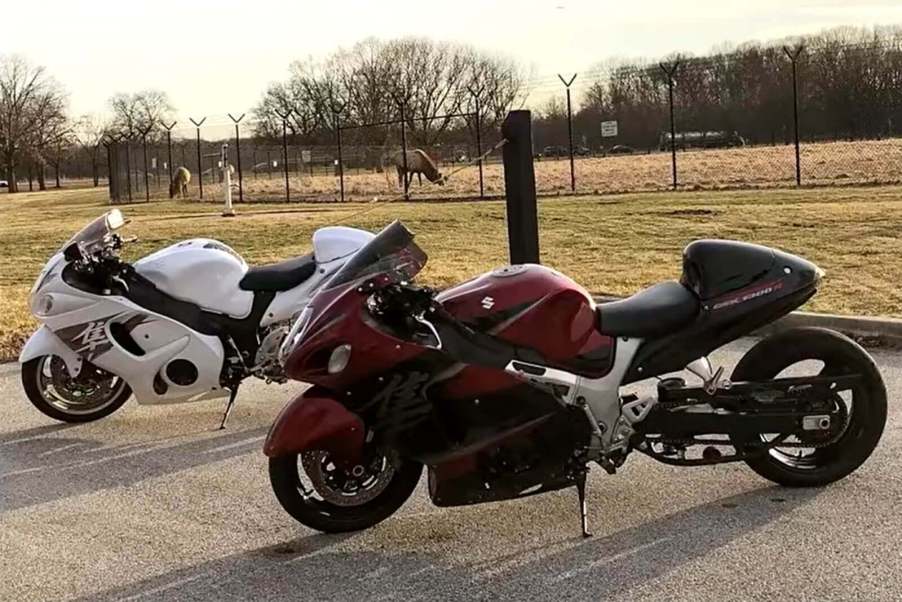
56,314 -> 152,362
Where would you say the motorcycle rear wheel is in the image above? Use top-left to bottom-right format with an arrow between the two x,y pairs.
269,449 -> 422,533
731,327 -> 886,487
21,356 -> 132,423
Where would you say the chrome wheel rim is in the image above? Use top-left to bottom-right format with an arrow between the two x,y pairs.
36,356 -> 127,415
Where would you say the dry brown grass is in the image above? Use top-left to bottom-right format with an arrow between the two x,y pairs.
185,138 -> 902,202
2,183 -> 902,361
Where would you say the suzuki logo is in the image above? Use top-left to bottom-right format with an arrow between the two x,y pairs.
481,296 -> 495,309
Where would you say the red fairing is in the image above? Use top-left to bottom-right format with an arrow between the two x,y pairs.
437,264 -> 615,377
282,286 -> 426,390
263,391 -> 365,462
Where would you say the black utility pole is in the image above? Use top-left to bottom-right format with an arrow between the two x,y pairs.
502,111 -> 540,264
228,113 -> 245,201
783,44 -> 804,186
189,117 -> 206,198
558,74 -> 578,192
659,61 -> 680,189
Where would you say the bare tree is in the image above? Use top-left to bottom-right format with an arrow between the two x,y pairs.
74,113 -> 111,186
252,38 -> 528,149
108,90 -> 173,140
0,55 -> 68,193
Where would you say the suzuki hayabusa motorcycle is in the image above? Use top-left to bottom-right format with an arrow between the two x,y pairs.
264,221 -> 886,535
20,209 -> 374,426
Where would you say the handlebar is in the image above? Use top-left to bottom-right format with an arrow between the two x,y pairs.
370,283 -> 437,317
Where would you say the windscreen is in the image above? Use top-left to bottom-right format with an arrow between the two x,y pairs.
62,210 -> 125,254
279,220 -> 427,363
325,220 -> 427,289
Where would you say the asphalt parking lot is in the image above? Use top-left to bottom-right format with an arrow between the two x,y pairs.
1,340 -> 900,601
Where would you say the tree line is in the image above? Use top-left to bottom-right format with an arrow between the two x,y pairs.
534,26 -> 902,151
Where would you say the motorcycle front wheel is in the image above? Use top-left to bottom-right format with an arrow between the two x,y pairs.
731,327 -> 887,487
21,356 -> 132,423
269,448 -> 422,533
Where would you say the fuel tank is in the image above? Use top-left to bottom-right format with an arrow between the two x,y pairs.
437,264 -> 615,377
134,238 -> 254,318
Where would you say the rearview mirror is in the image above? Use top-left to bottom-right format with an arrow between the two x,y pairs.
106,209 -> 125,231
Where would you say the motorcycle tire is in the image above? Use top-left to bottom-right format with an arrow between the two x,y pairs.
269,452 -> 422,533
21,356 -> 132,423
731,327 -> 886,487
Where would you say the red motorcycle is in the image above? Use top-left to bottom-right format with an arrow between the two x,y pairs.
264,221 -> 886,535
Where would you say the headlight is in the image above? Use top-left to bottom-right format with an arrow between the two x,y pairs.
33,294 -> 54,317
327,344 -> 352,374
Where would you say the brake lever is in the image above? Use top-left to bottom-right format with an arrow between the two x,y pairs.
412,314 -> 442,350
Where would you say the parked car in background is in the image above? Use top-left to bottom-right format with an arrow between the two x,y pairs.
575,145 -> 591,156
0,179 -> 9,188
608,145 -> 635,155
542,144 -> 570,157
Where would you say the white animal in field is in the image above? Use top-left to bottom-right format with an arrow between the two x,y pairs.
383,149 -> 444,188
169,166 -> 191,198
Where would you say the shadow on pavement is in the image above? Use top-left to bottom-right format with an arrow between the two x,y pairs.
0,421 -> 267,513
78,485 -> 821,601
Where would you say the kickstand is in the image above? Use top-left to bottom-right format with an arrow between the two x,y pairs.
219,386 -> 239,430
576,471 -> 591,538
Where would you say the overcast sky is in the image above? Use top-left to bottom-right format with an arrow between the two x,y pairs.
3,0 -> 901,130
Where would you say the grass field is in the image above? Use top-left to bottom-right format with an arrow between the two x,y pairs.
85,138 -> 902,203
238,138 -> 902,201
2,183 -> 901,361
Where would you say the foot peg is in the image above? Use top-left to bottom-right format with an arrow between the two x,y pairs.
219,387 -> 238,430
575,471 -> 591,538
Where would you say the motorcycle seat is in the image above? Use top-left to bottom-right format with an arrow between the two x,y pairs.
597,281 -> 699,338
239,253 -> 318,292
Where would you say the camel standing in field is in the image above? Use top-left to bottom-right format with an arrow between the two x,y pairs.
384,149 -> 444,188
169,166 -> 191,198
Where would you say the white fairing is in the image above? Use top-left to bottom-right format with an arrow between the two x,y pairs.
313,227 -> 376,263
27,259 -> 225,405
24,223 -> 375,406
260,227 -> 376,327
134,239 -> 254,318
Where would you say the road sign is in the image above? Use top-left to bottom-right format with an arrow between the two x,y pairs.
301,150 -> 312,163
601,120 -> 618,137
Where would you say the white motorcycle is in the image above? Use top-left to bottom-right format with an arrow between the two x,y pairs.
19,209 -> 374,427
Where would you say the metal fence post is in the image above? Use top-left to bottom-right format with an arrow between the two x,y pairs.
123,135 -> 133,202
469,86 -> 485,199
659,61 -> 680,190
141,123 -> 153,202
274,109 -> 291,202
189,117 -> 206,198
396,95 -> 410,200
558,74 -> 578,192
783,44 -> 804,186
228,113 -> 245,201
333,106 -> 345,202
162,121 -> 176,184
502,110 -> 540,264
